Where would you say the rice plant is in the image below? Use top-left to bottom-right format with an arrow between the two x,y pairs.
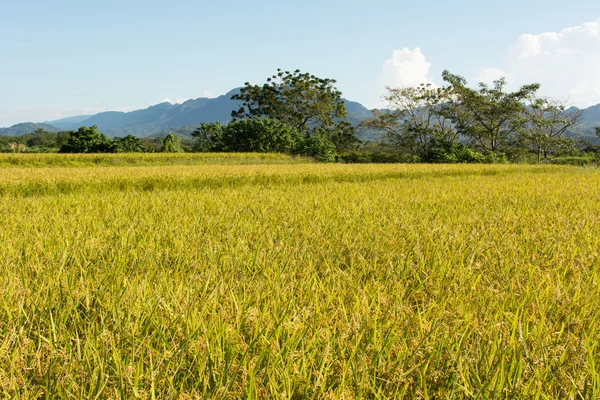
0,156 -> 598,398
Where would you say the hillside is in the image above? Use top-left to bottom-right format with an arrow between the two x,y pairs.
0,123 -> 59,136
44,89 -> 374,138
49,89 -> 244,137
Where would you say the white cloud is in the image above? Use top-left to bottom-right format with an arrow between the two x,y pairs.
379,47 -> 433,88
476,18 -> 600,107
163,90 -> 217,105
163,97 -> 191,105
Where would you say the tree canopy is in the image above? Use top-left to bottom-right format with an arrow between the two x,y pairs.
231,69 -> 348,134
441,71 -> 541,153
59,126 -> 113,153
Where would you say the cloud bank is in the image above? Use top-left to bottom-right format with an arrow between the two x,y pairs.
478,18 -> 600,106
379,47 -> 434,88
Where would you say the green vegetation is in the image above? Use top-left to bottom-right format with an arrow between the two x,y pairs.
0,152 -> 312,168
192,118 -> 341,161
362,70 -> 593,163
160,132 -> 184,153
1,159 -> 600,398
231,69 -> 348,134
2,69 -> 599,165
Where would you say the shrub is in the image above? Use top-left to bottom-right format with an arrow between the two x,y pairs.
296,131 -> 338,162
221,118 -> 303,154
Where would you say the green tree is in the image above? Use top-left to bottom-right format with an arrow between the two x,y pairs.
361,83 -> 457,158
161,133 -> 184,153
326,121 -> 361,151
231,69 -> 349,135
220,118 -> 303,153
59,126 -> 114,153
519,98 -> 583,162
191,122 -> 224,152
114,135 -> 145,153
441,71 -> 540,153
296,130 -> 338,162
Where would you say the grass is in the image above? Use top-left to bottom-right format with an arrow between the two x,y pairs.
0,155 -> 599,398
0,152 -> 313,168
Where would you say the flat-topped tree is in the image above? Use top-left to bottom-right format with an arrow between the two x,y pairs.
231,69 -> 348,135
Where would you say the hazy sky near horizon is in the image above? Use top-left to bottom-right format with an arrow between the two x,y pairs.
0,0 -> 599,127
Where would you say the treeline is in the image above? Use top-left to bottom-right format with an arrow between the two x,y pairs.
0,128 -> 194,154
359,71 -> 596,164
2,68 -> 600,163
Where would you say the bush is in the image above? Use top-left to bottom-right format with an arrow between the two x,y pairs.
550,156 -> 594,166
340,151 -> 420,164
296,131 -> 338,162
482,152 -> 508,164
59,126 -> 115,153
221,118 -> 303,154
423,139 -> 486,164
114,135 -> 145,153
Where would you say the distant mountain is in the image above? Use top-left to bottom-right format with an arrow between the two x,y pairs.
48,89 -> 243,137
582,104 -> 600,122
0,123 -> 59,136
2,91 -> 599,141
567,104 -> 600,142
45,89 -> 376,138
46,115 -> 93,130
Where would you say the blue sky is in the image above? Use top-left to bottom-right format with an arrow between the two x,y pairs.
0,0 -> 599,127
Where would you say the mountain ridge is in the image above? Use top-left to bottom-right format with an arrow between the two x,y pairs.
2,92 -> 599,140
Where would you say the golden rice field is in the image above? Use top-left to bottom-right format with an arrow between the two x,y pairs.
1,154 -> 600,398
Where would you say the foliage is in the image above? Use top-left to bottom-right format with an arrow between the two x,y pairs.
160,132 -> 184,153
325,120 -> 361,151
219,118 -> 303,153
294,130 -> 339,162
519,98 -> 583,161
340,151 -> 420,163
231,69 -> 353,142
550,156 -> 595,166
441,71 -> 541,152
422,137 -> 486,163
113,135 -> 145,153
361,84 -> 457,158
59,125 -> 114,153
191,122 -> 224,152
190,118 -> 338,161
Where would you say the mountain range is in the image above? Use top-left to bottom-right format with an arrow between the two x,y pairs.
1,90 -> 599,142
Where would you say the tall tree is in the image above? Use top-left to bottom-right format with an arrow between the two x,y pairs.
520,98 -> 583,161
231,69 -> 349,135
161,133 -> 183,153
191,123 -> 224,152
59,126 -> 114,153
361,84 -> 456,158
219,118 -> 303,153
441,71 -> 540,153
114,135 -> 145,153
